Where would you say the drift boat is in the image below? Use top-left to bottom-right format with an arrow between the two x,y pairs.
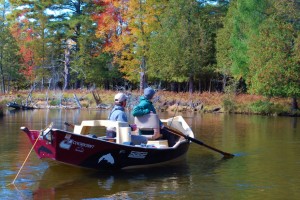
21,115 -> 194,170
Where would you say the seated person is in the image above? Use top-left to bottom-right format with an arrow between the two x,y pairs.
106,92 -> 148,145
132,87 -> 179,146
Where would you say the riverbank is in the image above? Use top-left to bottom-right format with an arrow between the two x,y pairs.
0,89 -> 299,116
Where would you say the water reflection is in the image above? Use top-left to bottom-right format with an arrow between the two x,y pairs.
32,161 -> 192,199
291,117 -> 298,129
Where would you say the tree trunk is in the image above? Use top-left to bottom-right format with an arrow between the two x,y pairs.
0,68 -> 5,93
222,74 -> 227,93
73,94 -> 82,108
198,79 -> 202,93
0,53 -> 5,93
104,80 -> 110,90
291,97 -> 298,111
170,82 -> 177,92
139,71 -> 145,94
188,74 -> 194,94
64,42 -> 71,90
75,79 -> 81,89
26,83 -> 35,106
139,56 -> 146,94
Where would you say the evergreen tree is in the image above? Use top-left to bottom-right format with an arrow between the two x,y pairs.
46,0 -> 98,89
247,0 -> 300,109
216,0 -> 268,91
148,0 -> 219,93
0,0 -> 22,93
8,0 -> 107,90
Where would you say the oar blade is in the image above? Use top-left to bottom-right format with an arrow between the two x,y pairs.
223,153 -> 235,159
165,126 -> 235,159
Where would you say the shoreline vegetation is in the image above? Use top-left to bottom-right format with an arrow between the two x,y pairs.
0,89 -> 299,117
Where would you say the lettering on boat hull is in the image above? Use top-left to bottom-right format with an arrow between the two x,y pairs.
128,151 -> 148,159
59,134 -> 95,151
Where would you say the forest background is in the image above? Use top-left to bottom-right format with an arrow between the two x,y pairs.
0,0 -> 300,116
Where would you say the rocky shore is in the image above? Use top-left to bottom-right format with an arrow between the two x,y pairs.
0,89 -> 299,117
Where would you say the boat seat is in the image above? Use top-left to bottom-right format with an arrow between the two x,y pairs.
147,140 -> 168,148
134,113 -> 159,130
74,125 -> 90,134
134,113 -> 160,138
72,120 -> 131,144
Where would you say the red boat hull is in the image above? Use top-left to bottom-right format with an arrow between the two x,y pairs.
22,128 -> 190,170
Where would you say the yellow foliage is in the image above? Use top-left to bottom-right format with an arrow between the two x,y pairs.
95,0 -> 165,81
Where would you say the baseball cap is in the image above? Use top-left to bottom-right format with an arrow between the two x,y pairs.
144,87 -> 155,99
114,93 -> 127,103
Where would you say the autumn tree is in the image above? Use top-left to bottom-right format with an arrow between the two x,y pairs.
94,0 -> 166,92
8,0 -> 56,90
8,0 -> 106,90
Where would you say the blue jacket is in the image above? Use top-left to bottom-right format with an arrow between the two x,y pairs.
108,105 -> 128,122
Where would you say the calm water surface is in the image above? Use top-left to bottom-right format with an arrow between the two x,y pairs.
0,109 -> 300,199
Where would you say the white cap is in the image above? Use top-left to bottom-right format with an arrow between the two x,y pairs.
114,93 -> 127,103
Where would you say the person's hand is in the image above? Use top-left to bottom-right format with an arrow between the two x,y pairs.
130,124 -> 137,131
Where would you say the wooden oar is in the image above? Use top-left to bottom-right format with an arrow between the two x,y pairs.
165,126 -> 234,159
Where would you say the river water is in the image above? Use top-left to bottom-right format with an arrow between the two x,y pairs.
0,109 -> 300,199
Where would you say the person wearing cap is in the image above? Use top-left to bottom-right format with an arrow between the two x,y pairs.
132,87 -> 179,146
106,92 -> 148,145
132,87 -> 157,116
131,87 -> 163,140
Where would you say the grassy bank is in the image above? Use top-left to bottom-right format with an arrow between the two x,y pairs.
0,89 -> 299,116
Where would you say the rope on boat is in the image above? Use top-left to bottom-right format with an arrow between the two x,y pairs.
8,134 -> 41,185
8,123 -> 53,185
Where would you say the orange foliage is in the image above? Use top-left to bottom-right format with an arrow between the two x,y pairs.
92,0 -> 167,82
92,0 -> 128,53
10,17 -> 35,81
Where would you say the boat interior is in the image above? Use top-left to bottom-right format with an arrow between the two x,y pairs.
71,115 -> 193,148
